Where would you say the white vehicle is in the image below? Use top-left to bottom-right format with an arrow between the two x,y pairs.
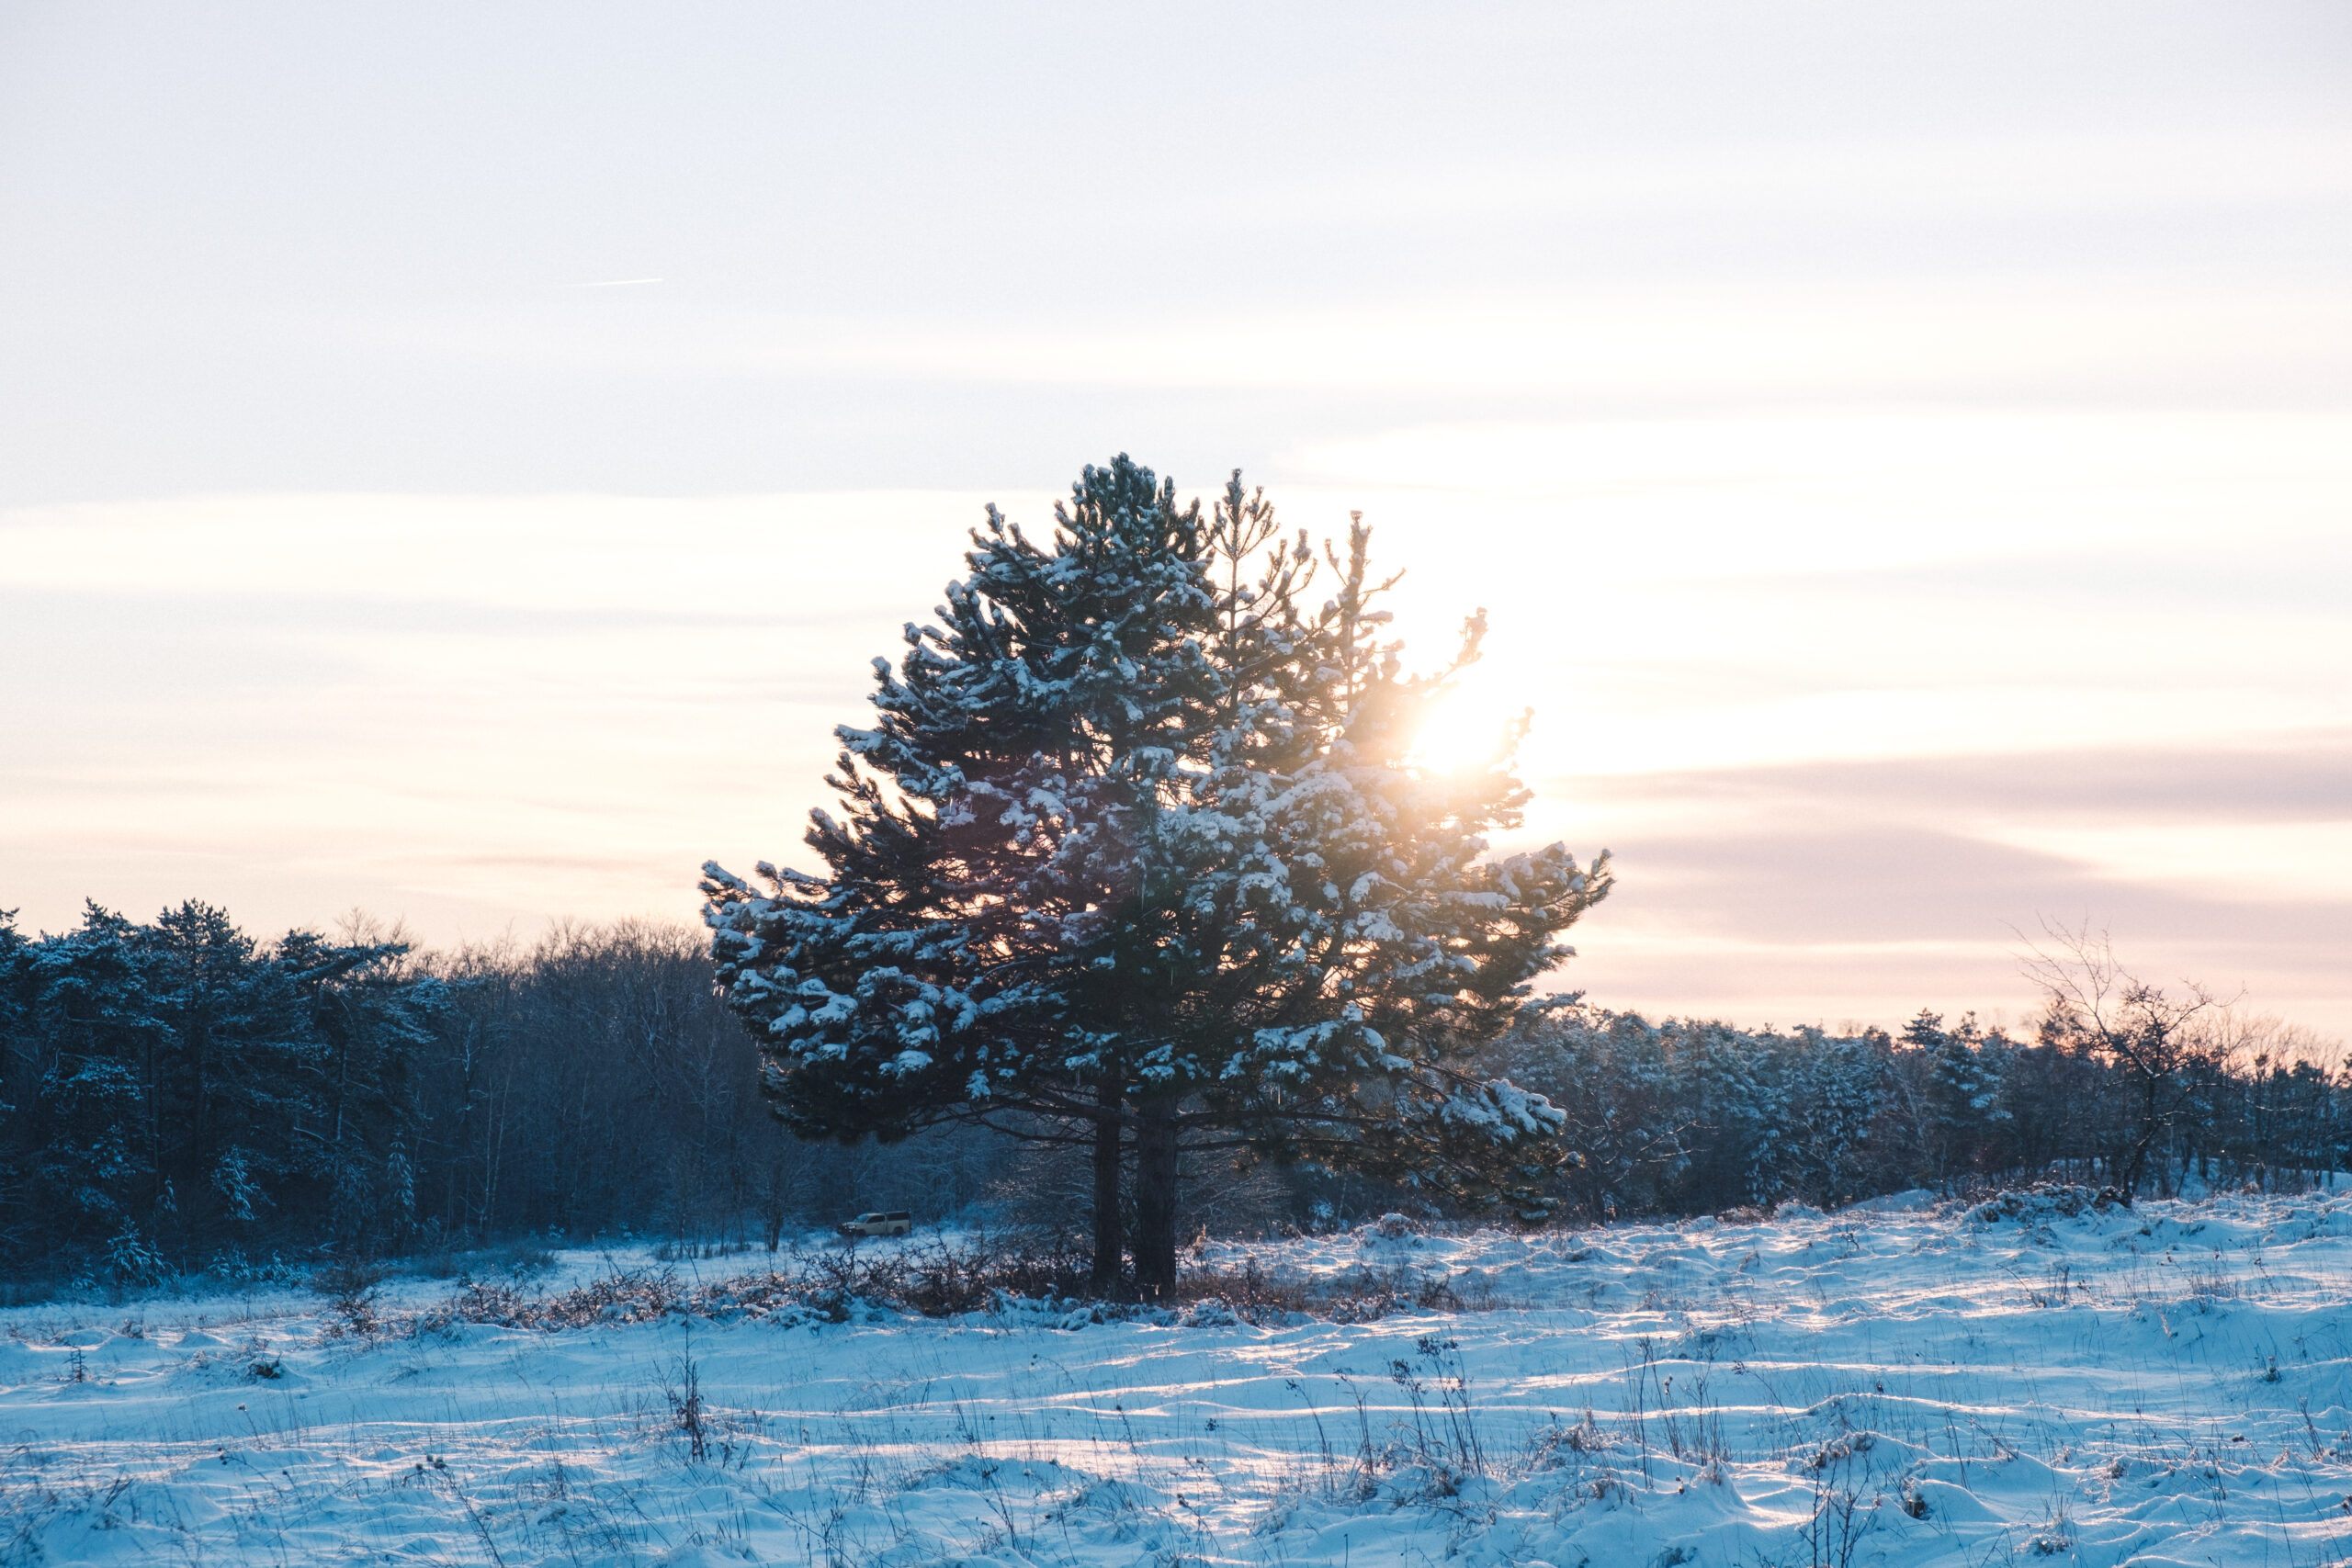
837,1211 -> 912,1238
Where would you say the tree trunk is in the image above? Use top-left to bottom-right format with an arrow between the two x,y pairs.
2122,1071 -> 2162,1200
1131,1100 -> 1181,1297
1090,1078 -> 1125,1295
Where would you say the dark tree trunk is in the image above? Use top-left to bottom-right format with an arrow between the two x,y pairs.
2122,1071 -> 2162,1200
1090,1078 -> 1125,1294
1131,1100 -> 1181,1297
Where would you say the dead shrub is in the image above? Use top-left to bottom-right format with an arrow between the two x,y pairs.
897,1231 -> 1089,1315
1169,1257 -> 1479,1325
412,1230 -> 1096,1334
312,1258 -> 388,1340
1169,1257 -> 1309,1319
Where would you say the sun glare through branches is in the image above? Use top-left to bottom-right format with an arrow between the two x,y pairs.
1408,678 -> 1530,777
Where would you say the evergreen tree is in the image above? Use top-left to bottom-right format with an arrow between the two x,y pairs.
137,900 -> 316,1253
1777,1026 -> 1884,1205
705,458 -> 1611,1289
1497,1006 -> 1690,1219
1905,1009 -> 2012,1179
17,905 -> 161,1256
0,910 -> 32,1260
279,928 -> 443,1252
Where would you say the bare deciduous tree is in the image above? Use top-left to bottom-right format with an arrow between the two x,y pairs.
2020,923 -> 2232,1201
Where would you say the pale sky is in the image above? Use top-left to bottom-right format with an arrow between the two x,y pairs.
4,3 -> 2348,1036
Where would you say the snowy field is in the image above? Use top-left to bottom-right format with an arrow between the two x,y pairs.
6,1190 -> 2350,1567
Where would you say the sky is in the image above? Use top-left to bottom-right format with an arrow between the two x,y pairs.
3,2 -> 2348,1037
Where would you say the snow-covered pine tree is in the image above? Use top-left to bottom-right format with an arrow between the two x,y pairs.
1905,1009 -> 2013,1181
279,927 -> 442,1253
138,901 -> 320,1256
703,459 -> 1611,1290
17,904 -> 164,1254
1495,1006 -> 1690,1219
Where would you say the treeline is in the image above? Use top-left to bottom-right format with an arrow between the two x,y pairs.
1498,1001 -> 2348,1219
0,902 -> 1005,1286
3,902 -> 2344,1285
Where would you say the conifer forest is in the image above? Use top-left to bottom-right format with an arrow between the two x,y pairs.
3,897 -> 2342,1289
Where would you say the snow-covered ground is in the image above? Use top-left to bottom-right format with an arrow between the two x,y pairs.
6,1189 -> 2349,1566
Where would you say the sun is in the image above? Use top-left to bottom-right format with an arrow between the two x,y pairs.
1408,680 -> 1529,774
